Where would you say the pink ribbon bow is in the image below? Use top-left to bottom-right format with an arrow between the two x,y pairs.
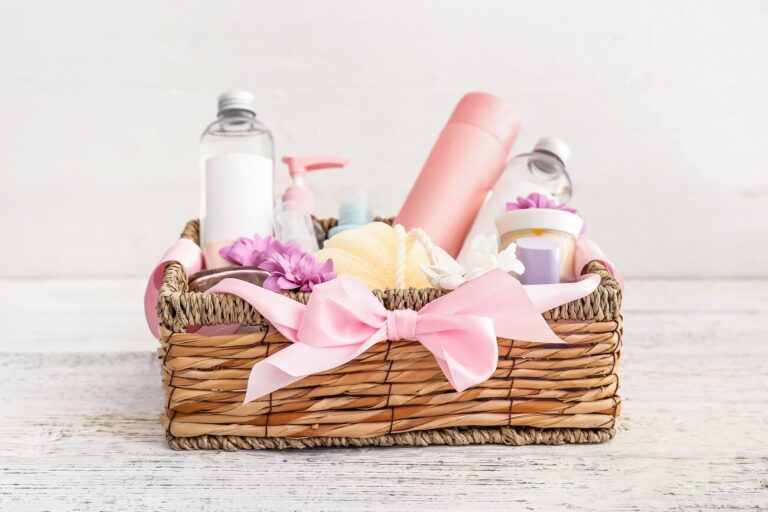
207,269 -> 597,403
143,234 -> 619,402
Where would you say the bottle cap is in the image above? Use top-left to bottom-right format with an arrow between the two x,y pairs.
448,92 -> 521,152
218,90 -> 256,115
328,187 -> 372,238
534,137 -> 572,165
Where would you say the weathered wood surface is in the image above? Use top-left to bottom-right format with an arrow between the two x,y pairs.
2,278 -> 767,511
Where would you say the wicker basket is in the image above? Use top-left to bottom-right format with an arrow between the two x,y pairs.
156,219 -> 622,450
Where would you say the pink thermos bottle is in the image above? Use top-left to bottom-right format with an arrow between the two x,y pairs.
394,92 -> 521,257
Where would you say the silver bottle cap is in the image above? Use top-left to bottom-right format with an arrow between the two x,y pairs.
217,90 -> 256,115
534,137 -> 572,165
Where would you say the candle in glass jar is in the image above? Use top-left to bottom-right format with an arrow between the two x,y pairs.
495,209 -> 583,282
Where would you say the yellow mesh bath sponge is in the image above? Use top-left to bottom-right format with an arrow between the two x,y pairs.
315,222 -> 431,290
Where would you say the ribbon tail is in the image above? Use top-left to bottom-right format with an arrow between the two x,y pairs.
244,351 -> 305,403
416,315 -> 499,391
523,273 -> 601,314
436,336 -> 498,392
498,306 -> 564,345
431,270 -> 564,345
243,333 -> 384,403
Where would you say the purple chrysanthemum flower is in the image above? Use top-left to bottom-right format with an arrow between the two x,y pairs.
259,253 -> 336,293
505,192 -> 578,214
219,234 -> 301,267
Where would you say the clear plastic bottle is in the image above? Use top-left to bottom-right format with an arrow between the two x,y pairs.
199,90 -> 275,268
507,137 -> 572,203
458,137 -> 572,261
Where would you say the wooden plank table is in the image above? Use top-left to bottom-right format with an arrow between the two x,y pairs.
2,278 -> 767,511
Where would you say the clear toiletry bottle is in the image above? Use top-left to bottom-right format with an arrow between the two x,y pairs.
458,137 -> 572,261
199,91 -> 275,269
328,187 -> 373,238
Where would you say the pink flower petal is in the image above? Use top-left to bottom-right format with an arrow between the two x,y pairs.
253,248 -> 337,292
262,275 -> 281,292
277,276 -> 298,289
505,192 -> 580,217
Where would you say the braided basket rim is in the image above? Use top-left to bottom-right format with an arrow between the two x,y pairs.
156,219 -> 622,333
166,426 -> 616,451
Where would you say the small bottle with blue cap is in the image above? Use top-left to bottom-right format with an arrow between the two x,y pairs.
328,187 -> 373,239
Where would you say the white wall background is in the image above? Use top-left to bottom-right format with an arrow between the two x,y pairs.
1,0 -> 766,278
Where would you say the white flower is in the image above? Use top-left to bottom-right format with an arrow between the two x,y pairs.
420,234 -> 525,290
420,246 -> 467,290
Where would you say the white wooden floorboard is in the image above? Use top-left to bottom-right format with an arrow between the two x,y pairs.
2,278 -> 767,511
0,278 -> 149,353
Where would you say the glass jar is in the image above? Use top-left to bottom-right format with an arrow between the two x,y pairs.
495,209 -> 583,282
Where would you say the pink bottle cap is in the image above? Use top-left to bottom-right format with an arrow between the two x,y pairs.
448,92 -> 521,152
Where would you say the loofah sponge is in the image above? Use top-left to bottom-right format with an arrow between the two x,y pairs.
315,222 -> 432,290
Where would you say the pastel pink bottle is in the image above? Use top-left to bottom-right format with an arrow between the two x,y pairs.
394,92 -> 521,257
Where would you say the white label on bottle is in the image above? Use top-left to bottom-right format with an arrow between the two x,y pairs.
203,153 -> 273,245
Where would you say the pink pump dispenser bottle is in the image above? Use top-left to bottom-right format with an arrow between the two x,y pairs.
394,92 -> 522,257
276,155 -> 347,250
281,155 -> 348,214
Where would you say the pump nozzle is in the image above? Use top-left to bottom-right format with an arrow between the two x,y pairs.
282,155 -> 348,179
281,155 -> 348,215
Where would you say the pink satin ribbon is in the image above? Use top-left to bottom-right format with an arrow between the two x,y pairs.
144,235 -> 621,402
144,238 -> 203,339
208,270 -> 602,402
575,234 -> 625,287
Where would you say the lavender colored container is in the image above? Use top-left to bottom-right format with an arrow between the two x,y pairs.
515,237 -> 560,285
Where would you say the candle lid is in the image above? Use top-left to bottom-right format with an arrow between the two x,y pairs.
495,209 -> 583,238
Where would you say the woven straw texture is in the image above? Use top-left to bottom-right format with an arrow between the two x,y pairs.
157,219 -> 622,451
